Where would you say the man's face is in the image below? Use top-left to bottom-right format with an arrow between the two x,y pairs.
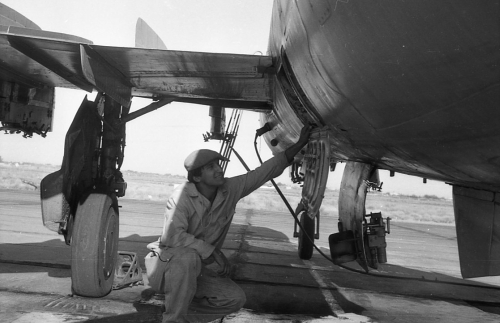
195,159 -> 226,187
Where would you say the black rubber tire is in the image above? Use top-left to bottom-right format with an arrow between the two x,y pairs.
298,211 -> 315,260
71,193 -> 119,297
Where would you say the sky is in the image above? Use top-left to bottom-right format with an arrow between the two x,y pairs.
0,0 -> 452,198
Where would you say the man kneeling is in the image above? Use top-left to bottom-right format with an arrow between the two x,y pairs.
145,124 -> 312,323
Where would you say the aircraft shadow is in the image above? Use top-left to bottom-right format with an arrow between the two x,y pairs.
2,222 -> 499,318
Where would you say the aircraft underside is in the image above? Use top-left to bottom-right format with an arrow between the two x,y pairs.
1,0 -> 499,297
260,0 -> 500,278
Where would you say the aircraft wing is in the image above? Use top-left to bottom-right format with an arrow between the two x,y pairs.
0,25 -> 273,111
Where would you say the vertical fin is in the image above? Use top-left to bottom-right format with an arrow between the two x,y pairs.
135,18 -> 167,50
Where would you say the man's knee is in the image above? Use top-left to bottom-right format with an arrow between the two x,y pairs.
165,248 -> 202,286
222,284 -> 246,312
145,247 -> 201,292
234,286 -> 246,310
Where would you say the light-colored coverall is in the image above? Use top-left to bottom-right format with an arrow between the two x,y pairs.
145,152 -> 289,323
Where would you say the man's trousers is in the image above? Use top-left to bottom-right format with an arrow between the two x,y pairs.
145,247 -> 246,323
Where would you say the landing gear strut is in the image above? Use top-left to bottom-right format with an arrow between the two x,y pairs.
329,161 -> 390,271
293,128 -> 330,260
41,93 -> 128,297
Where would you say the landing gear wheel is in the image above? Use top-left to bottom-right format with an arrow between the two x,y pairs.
71,193 -> 119,297
298,211 -> 315,260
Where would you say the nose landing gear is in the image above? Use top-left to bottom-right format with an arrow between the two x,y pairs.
293,202 -> 319,260
292,128 -> 330,260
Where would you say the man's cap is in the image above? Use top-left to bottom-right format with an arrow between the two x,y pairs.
184,149 -> 229,171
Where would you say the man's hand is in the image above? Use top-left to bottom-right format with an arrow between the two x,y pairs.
285,122 -> 315,162
298,122 -> 314,144
212,248 -> 231,277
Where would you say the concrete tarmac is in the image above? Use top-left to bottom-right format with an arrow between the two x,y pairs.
1,189 -> 500,322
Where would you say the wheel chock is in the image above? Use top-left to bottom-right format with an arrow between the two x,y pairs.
112,251 -> 143,290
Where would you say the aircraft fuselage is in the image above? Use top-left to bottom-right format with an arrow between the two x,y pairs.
262,0 -> 500,192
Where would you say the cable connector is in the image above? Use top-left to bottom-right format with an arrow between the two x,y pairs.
255,123 -> 272,137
